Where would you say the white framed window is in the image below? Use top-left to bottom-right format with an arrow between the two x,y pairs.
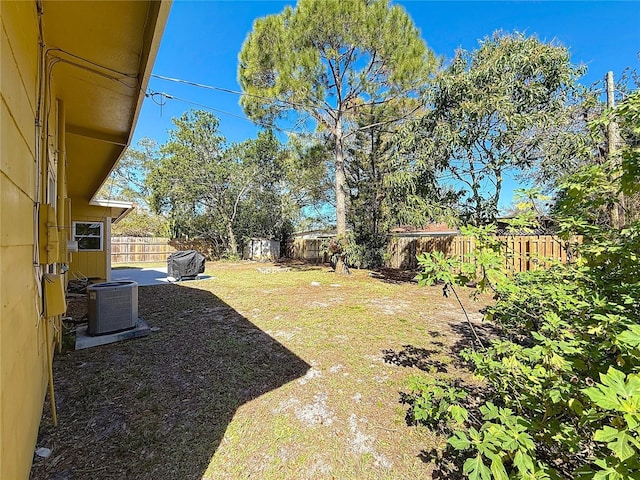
73,222 -> 103,251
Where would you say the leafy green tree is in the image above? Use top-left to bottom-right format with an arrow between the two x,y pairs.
551,76 -> 640,229
228,129 -> 297,246
238,0 -> 437,271
345,103 -> 459,267
410,32 -> 588,225
111,210 -> 170,237
148,110 -> 306,256
345,113 -> 394,267
148,110 -> 228,244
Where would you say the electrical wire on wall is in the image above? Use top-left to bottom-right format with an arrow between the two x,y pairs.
47,47 -> 140,89
41,46 -> 144,258
34,0 -> 47,330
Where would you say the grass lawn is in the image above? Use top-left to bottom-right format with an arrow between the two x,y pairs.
31,261 -> 490,480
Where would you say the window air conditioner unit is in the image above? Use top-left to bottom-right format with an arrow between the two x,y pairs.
87,281 -> 138,336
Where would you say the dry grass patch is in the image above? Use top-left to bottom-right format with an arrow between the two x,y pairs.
31,261 -> 489,480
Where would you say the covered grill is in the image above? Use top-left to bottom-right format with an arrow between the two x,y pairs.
167,250 -> 206,281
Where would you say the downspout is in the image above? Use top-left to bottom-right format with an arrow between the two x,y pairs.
56,99 -> 66,354
34,0 -> 45,272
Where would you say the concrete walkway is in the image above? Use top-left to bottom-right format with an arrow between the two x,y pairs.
110,267 -> 212,286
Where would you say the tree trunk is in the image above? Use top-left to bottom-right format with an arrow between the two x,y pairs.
370,130 -> 381,239
334,121 -> 350,275
490,168 -> 503,223
227,221 -> 238,256
606,71 -> 625,229
335,124 -> 347,237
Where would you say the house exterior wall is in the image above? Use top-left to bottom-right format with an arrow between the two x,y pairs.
1,2 -> 169,477
1,2 -> 58,478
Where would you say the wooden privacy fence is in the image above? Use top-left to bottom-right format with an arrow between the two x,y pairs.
288,234 -> 581,273
384,234 -> 581,272
111,237 -> 176,263
111,237 -> 219,263
113,234 -> 581,273
287,237 -> 330,263
169,238 -> 219,260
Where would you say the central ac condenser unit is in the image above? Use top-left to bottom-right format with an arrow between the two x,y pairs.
87,281 -> 138,336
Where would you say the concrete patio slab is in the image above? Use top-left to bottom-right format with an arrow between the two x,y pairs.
110,267 -> 211,286
111,267 -> 171,286
75,318 -> 150,350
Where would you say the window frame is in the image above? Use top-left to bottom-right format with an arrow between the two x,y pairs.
72,221 -> 104,252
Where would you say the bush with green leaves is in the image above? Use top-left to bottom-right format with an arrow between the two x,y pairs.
343,232 -> 391,269
448,403 -> 547,480
407,91 -> 640,479
405,376 -> 468,430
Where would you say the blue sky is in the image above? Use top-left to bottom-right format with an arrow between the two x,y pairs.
133,0 -> 640,209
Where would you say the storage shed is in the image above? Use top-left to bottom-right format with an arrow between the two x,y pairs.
243,238 -> 280,261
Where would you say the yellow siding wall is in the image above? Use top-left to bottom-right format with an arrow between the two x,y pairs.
69,199 -> 110,280
1,1 -> 167,476
1,2 -> 58,478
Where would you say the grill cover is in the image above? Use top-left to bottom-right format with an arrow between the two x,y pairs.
167,250 -> 205,281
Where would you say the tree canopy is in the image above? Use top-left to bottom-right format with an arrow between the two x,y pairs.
407,33 -> 588,225
148,110 -> 295,255
238,0 -> 437,271
101,8 -> 635,275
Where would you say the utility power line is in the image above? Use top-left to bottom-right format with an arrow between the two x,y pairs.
146,90 -> 315,137
151,73 -> 317,111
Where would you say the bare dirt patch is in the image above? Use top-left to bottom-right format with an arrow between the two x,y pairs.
31,261 -> 489,480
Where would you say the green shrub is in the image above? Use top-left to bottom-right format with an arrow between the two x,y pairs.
407,92 -> 640,479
